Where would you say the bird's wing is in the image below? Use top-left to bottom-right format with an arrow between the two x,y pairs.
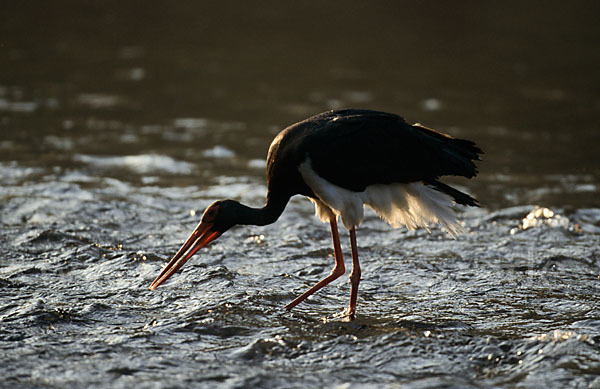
302,110 -> 482,192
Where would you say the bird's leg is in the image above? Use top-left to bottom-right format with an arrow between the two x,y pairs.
285,217 -> 346,311
347,227 -> 361,319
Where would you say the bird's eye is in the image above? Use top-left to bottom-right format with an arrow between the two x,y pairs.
203,206 -> 218,221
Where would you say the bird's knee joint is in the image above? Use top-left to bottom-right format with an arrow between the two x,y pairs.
349,270 -> 361,284
331,265 -> 345,278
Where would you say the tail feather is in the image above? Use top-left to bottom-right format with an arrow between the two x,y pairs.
413,124 -> 483,179
425,180 -> 479,207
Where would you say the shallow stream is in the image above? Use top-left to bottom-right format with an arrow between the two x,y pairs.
1,3 -> 599,388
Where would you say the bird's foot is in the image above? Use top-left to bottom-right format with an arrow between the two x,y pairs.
343,307 -> 356,322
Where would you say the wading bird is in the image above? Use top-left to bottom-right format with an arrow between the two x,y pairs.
150,109 -> 482,318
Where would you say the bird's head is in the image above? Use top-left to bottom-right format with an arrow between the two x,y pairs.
149,200 -> 239,290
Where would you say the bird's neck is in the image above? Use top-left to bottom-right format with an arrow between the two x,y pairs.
237,193 -> 289,227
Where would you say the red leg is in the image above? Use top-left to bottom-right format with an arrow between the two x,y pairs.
285,217 -> 346,311
347,227 -> 361,318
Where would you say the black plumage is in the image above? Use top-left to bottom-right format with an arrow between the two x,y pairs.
266,109 -> 481,207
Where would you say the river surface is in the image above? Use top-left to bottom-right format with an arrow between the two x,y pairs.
1,2 -> 600,388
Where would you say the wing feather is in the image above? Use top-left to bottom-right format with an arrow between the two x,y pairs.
300,110 -> 482,192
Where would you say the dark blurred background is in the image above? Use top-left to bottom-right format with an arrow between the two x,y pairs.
2,1 -> 599,208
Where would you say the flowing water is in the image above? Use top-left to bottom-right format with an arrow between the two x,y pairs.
1,2 -> 600,388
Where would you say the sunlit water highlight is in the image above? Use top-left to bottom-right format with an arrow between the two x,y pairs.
1,164 -> 599,387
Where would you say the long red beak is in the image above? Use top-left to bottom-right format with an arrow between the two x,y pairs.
149,221 -> 222,290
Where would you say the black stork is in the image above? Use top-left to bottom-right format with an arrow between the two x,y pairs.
150,109 -> 482,318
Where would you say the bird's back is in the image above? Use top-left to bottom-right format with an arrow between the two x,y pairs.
267,109 -> 481,193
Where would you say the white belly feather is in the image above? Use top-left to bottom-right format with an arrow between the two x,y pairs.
298,158 -> 464,237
